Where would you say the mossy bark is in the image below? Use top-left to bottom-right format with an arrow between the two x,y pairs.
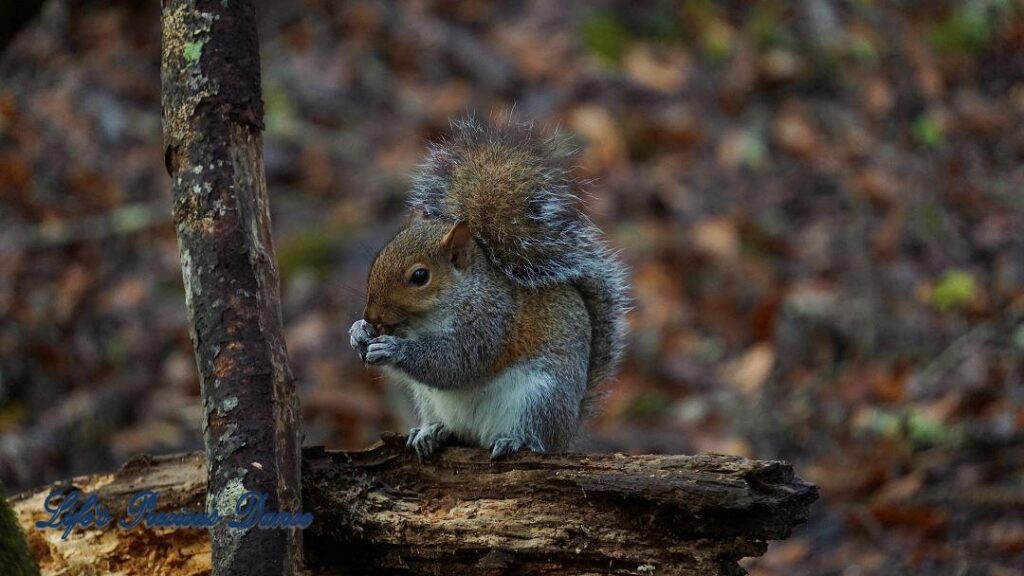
1,481 -> 39,576
160,1 -> 302,575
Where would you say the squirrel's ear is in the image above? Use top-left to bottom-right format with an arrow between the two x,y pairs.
441,221 -> 472,268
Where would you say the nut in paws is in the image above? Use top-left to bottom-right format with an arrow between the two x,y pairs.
349,319 -> 376,360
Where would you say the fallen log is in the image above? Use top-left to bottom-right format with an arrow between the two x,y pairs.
12,434 -> 816,576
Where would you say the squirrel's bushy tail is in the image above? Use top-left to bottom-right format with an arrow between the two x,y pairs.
409,116 -> 629,396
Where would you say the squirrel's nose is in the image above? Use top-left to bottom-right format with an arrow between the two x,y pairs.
362,306 -> 383,334
362,313 -> 379,331
363,302 -> 401,334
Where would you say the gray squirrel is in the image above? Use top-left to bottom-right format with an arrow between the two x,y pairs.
349,117 -> 629,459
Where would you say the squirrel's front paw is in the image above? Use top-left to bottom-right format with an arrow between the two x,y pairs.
489,435 -> 545,460
407,423 -> 451,461
364,335 -> 401,366
349,319 -> 376,361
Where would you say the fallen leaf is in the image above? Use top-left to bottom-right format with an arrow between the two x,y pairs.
720,343 -> 774,395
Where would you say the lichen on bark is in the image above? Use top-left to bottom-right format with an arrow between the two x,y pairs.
161,2 -> 218,160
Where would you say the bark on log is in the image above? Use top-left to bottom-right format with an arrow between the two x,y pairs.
160,1 -> 301,574
12,435 -> 818,576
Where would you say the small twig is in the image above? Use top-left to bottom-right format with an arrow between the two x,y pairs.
909,298 -> 1024,398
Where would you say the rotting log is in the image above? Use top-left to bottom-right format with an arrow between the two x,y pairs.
12,435 -> 818,576
160,0 -> 302,574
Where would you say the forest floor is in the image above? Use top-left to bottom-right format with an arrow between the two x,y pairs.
1,1 -> 1022,574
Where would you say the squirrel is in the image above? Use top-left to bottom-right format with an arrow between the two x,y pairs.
349,117 -> 629,460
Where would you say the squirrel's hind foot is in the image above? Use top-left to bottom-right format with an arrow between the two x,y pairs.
407,423 -> 451,461
489,435 -> 545,460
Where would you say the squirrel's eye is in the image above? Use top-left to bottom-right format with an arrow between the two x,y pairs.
408,268 -> 430,287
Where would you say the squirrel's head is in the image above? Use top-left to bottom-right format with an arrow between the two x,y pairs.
363,217 -> 476,334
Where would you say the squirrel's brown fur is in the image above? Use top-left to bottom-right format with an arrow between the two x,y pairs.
351,116 -> 629,459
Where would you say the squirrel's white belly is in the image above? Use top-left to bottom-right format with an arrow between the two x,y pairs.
391,364 -> 552,447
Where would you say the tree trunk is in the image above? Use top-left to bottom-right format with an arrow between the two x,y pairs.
12,436 -> 818,576
160,1 -> 301,575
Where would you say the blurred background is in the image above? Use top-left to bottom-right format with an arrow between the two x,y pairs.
1,0 -> 1022,574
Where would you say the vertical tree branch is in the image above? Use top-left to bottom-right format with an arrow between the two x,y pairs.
160,1 -> 302,574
